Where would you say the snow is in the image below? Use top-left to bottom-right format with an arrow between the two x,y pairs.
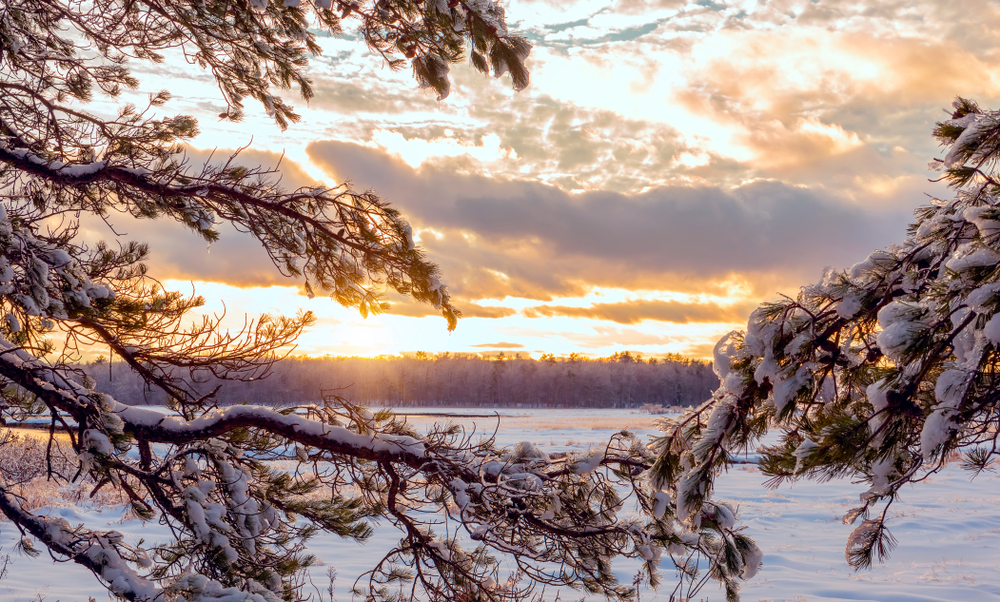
771,365 -> 811,413
934,369 -> 970,407
876,301 -> 929,361
943,113 -> 997,169
792,438 -> 819,473
945,243 -> 1000,273
83,429 -> 114,456
110,403 -> 428,457
2,408 -> 999,602
836,293 -> 863,319
985,313 -> 1000,345
58,160 -> 108,177
712,330 -> 741,380
573,448 -> 603,475
963,206 -> 1000,240
652,490 -> 669,519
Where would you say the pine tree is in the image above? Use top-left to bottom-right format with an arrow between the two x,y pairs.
0,0 -> 760,600
650,97 -> 1000,592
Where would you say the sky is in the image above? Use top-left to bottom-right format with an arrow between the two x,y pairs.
88,0 -> 1000,359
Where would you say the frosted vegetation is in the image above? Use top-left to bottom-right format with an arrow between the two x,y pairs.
651,98 -> 1000,581
2,412 -> 998,602
0,0 -> 754,600
1,0 -> 999,593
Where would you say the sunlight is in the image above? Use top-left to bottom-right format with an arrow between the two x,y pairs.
367,130 -> 514,167
160,280 -> 749,359
796,117 -> 863,153
9,1 -> 1000,601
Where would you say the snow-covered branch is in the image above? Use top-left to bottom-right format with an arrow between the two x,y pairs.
653,98 -> 1000,581
0,330 -> 757,601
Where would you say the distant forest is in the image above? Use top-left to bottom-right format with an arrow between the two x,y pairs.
83,351 -> 719,409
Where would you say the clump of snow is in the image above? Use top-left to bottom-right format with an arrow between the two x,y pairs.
712,502 -> 736,530
83,429 -> 114,456
935,369 -> 970,407
876,301 -> 929,361
942,112 -> 996,168
920,369 -> 970,460
651,490 -> 669,519
984,313 -> 1000,345
573,448 -> 603,475
968,282 -> 1000,313
963,206 -> 1000,240
836,292 -> 864,319
869,457 -> 895,493
771,365 -> 811,413
793,438 -> 819,473
945,243 -> 1000,272
713,331 -> 741,380
741,543 -> 764,579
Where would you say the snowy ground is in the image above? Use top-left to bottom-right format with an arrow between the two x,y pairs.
2,408 -> 999,602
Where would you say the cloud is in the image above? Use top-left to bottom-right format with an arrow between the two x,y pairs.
101,135 -> 925,322
119,1 -> 1000,292
316,82 -> 695,192
307,141 -> 914,301
77,0 -> 1000,360
274,0 -> 1000,202
674,29 -> 1000,160
523,299 -> 760,324
310,78 -> 439,115
379,294 -> 519,319
469,341 -> 526,348
461,304 -> 519,319
77,148 -> 322,288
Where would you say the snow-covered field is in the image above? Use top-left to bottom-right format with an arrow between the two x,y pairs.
2,408 -> 999,602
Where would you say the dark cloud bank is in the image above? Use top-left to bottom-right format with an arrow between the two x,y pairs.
308,141 -> 916,298
104,142 -> 919,327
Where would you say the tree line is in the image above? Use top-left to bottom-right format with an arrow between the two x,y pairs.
83,351 -> 719,409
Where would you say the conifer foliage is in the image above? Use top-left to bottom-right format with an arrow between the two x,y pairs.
0,0 -> 760,601
652,98 -> 1000,580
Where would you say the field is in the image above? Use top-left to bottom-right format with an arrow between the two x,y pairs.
1,409 -> 999,602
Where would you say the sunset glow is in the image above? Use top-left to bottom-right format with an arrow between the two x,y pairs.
115,0 -> 1000,359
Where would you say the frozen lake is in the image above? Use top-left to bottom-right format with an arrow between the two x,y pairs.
2,408 -> 999,601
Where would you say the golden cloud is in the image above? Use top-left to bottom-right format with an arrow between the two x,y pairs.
522,299 -> 758,325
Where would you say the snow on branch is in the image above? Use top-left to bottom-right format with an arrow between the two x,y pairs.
0,331 -> 761,601
653,97 -> 1000,580
0,143 -> 457,329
